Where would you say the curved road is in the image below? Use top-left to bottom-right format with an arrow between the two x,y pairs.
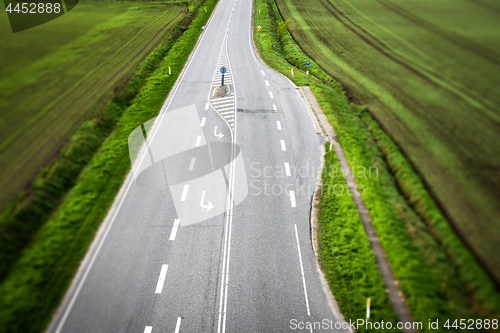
48,0 -> 348,332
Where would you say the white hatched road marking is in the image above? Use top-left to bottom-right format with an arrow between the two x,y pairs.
209,40 -> 236,129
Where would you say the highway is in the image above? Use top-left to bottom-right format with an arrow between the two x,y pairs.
48,0 -> 348,332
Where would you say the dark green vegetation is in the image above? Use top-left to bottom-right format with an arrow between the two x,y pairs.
254,0 -> 500,330
0,0 -> 218,331
275,0 -> 500,283
0,1 -> 185,211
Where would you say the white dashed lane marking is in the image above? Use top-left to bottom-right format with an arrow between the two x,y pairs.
180,185 -> 189,202
169,219 -> 180,241
155,265 -> 169,294
280,140 -> 286,151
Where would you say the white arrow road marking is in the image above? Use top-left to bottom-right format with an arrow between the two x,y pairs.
200,191 -> 214,212
174,317 -> 182,333
155,265 -> 169,294
181,185 -> 189,202
280,140 -> 287,151
214,127 -> 224,139
285,162 -> 291,176
290,190 -> 296,208
276,121 -> 282,130
169,219 -> 180,241
144,326 -> 152,333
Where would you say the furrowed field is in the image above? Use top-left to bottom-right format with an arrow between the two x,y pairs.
275,0 -> 500,281
0,1 -> 185,211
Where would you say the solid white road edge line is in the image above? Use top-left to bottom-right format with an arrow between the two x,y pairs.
155,265 -> 169,294
180,185 -> 189,202
169,219 -> 180,241
294,224 -> 311,315
174,317 -> 182,333
280,140 -> 287,151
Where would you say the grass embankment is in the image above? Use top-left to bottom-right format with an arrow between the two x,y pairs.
254,0 -> 500,330
0,0 -> 218,331
0,1 -> 185,211
275,0 -> 500,283
0,0 -> 186,291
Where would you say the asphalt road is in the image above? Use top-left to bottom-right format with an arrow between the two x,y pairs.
49,0 -> 349,332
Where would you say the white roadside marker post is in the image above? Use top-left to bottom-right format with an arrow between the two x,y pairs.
367,298 -> 371,319
291,68 -> 294,78
169,67 -> 171,75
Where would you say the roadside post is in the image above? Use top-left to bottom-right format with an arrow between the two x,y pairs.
367,298 -> 371,319
305,61 -> 310,85
169,67 -> 171,75
291,68 -> 294,78
220,66 -> 227,86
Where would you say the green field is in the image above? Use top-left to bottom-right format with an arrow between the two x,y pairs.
0,0 -> 217,331
0,1 -> 185,211
274,0 -> 500,281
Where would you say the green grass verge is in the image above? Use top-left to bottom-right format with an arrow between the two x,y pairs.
0,0 -> 218,331
254,0 -> 500,330
0,1 -> 185,211
319,143 -> 400,331
274,0 -> 500,283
